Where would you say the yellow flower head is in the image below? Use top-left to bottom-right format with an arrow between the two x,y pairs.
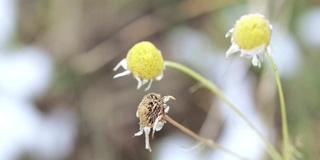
127,41 -> 164,79
225,14 -> 273,67
113,41 -> 165,90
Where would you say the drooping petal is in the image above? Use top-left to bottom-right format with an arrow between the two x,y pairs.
225,28 -> 234,38
144,79 -> 153,91
134,75 -> 143,89
252,55 -> 260,67
164,106 -> 170,114
155,71 -> 163,81
163,96 -> 175,103
113,59 -> 128,71
152,115 -> 165,139
240,49 -> 248,57
113,70 -> 131,78
154,122 -> 165,132
140,79 -> 149,90
226,43 -> 240,58
143,127 -> 152,152
134,129 -> 144,136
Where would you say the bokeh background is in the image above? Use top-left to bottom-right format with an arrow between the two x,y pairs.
0,0 -> 319,159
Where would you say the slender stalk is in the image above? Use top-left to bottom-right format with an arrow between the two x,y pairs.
164,115 -> 249,160
266,52 -> 290,160
165,60 -> 282,160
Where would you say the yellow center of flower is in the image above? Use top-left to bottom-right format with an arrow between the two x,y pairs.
126,41 -> 164,79
233,14 -> 271,50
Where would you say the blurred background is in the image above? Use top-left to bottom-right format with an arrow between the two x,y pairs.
0,0 -> 319,159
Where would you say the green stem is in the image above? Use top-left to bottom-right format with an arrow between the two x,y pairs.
165,60 -> 282,160
266,52 -> 290,160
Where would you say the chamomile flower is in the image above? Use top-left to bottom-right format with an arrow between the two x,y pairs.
134,93 -> 175,152
113,41 -> 164,91
225,14 -> 273,67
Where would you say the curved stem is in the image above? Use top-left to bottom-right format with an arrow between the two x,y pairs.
164,115 -> 249,160
266,52 -> 290,160
165,60 -> 282,160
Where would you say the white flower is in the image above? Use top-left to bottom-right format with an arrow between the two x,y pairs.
113,41 -> 164,91
134,93 -> 175,151
225,14 -> 273,67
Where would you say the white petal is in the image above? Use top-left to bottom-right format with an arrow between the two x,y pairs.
143,127 -> 152,152
153,116 -> 164,138
225,28 -> 234,38
134,129 -> 144,137
113,59 -> 127,71
240,49 -> 248,57
155,72 -> 163,81
134,75 -> 143,89
258,52 -> 265,63
252,55 -> 260,67
154,121 -> 165,132
245,44 -> 266,57
141,79 -> 148,86
226,43 -> 240,58
144,79 -> 153,91
164,106 -> 170,113
269,24 -> 273,30
113,70 -> 131,78
163,96 -> 175,103
267,45 -> 273,56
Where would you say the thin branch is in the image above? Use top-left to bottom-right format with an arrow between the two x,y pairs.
165,60 -> 282,160
164,115 -> 250,160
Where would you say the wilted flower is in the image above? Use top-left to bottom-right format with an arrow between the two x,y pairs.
134,93 -> 175,151
225,14 -> 273,67
113,41 -> 164,91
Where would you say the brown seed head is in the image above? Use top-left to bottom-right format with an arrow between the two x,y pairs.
137,93 -> 174,128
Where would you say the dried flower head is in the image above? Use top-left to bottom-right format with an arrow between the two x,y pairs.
134,93 -> 175,151
225,14 -> 273,67
113,41 -> 164,91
